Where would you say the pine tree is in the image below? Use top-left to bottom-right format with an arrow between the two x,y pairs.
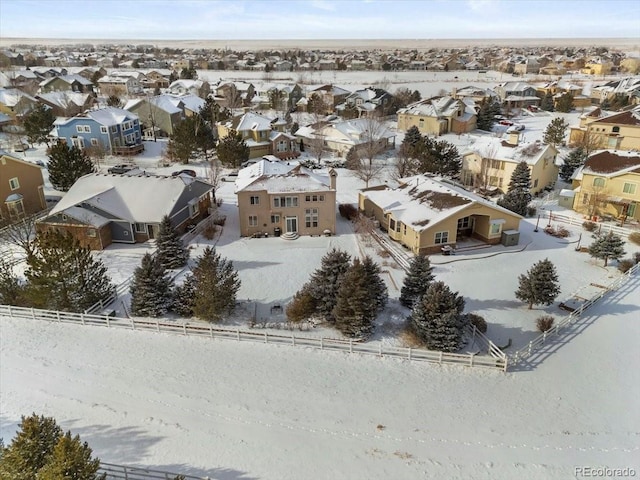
24,230 -> 115,312
401,126 -> 424,159
0,413 -> 62,480
588,232 -> 626,267
23,104 -> 55,146
419,138 -> 462,178
129,253 -> 173,317
476,98 -> 501,131
361,255 -> 388,313
400,255 -> 434,308
410,281 -> 466,352
0,258 -> 26,306
307,248 -> 351,322
497,161 -> 532,216
37,432 -> 103,480
216,129 -> 250,168
166,115 -> 216,164
286,283 -> 317,323
332,259 -> 376,338
47,140 -> 95,192
543,117 -> 569,147
555,93 -> 573,113
155,215 -> 189,269
540,91 -> 555,112
191,247 -> 241,322
106,95 -> 123,107
559,147 -> 587,182
515,258 -> 561,309
172,273 -> 196,316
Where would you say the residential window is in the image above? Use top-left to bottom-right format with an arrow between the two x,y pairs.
434,231 -> 449,244
76,125 -> 83,133
248,215 -> 258,226
271,214 -> 280,224
457,217 -> 470,229
612,126 -> 620,133
490,223 -> 502,235
111,126 -> 118,133
5,197 -> 25,220
305,208 -> 318,228
582,193 -> 589,205
123,121 -> 132,130
250,196 -> 260,205
319,195 -> 325,202
623,183 -> 636,195
87,228 -> 97,237
389,218 -> 396,231
593,177 -> 605,187
134,223 -> 146,233
305,194 -> 320,202
9,177 -> 19,190
188,199 -> 198,218
91,138 -> 99,146
83,125 -> 91,133
533,179 -> 539,188
628,203 -> 637,217
100,126 -> 107,134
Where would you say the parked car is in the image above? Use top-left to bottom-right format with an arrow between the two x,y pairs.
107,164 -> 137,174
222,171 -> 239,181
172,169 -> 197,177
13,142 -> 28,152
498,119 -> 514,126
507,124 -> 525,132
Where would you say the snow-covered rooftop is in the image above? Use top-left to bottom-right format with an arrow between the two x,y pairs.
462,134 -> 554,166
236,160 -> 332,194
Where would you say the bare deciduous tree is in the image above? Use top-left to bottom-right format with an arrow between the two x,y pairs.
205,158 -> 223,204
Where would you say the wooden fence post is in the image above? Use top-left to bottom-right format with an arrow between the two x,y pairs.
31,307 -> 35,320
156,320 -> 160,332
81,313 -> 85,325
131,318 -> 135,330
408,347 -> 412,361
527,341 -> 532,356
264,332 -> 268,343
236,329 -> 240,341
106,315 -> 110,327
56,311 -> 61,322
183,323 -> 187,335
543,330 -> 547,344
469,354 -> 474,367
320,337 -> 324,350
292,334 -> 295,346
349,339 -> 353,353
439,351 -> 443,364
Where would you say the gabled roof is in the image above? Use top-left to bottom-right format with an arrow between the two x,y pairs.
0,87 -> 38,106
582,150 -> 640,176
0,151 -> 45,171
235,160 -> 332,194
589,108 -> 640,126
36,91 -> 93,109
398,96 -> 462,118
87,107 -> 138,126
40,74 -> 93,87
462,135 -> 556,166
361,175 -> 521,232
46,173 -> 213,224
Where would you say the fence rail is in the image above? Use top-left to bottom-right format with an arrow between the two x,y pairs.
98,462 -> 207,480
508,261 -> 639,365
548,212 -> 635,238
0,304 -> 507,371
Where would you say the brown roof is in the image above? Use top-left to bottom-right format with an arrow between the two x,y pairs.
584,151 -> 640,174
591,110 -> 640,126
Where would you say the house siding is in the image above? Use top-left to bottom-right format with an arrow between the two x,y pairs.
0,154 -> 46,222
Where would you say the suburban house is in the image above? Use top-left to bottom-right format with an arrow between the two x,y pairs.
252,83 -> 303,111
513,56 -> 540,75
570,150 -> 640,225
397,96 -> 477,136
168,79 -> 210,98
589,77 -> 640,106
235,159 -> 337,237
0,87 -> 38,119
494,82 -> 540,109
125,95 -> 186,138
217,111 -> 298,159
358,175 -> 522,254
581,58 -> 613,76
53,107 -> 144,155
97,75 -> 143,96
461,132 -> 559,195
569,106 -> 640,152
451,86 -> 498,104
36,172 -> 214,250
336,87 -> 393,117
142,69 -> 172,89
214,81 -> 256,108
0,152 -> 46,224
296,117 -> 396,157
307,84 -> 351,110
38,74 -> 95,95
36,91 -> 96,117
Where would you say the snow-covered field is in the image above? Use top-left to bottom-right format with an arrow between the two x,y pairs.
2,70 -> 640,477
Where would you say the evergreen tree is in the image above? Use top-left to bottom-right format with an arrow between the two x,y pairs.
106,95 -> 123,108
401,125 -> 424,159
543,117 -> 569,147
155,215 -> 189,269
497,161 -> 532,216
199,96 -> 230,126
216,129 -> 250,168
361,255 -> 388,313
307,248 -> 351,322
540,91 -> 555,111
191,247 -> 241,322
559,147 -> 587,182
0,413 -> 62,480
130,253 -> 173,317
555,93 -> 573,113
476,98 -> 501,131
286,283 -> 317,323
399,255 -> 434,308
332,259 -> 376,338
166,114 -> 216,164
342,103 -> 359,120
410,281 -> 466,352
172,273 -> 196,316
515,258 -> 561,309
0,258 -> 26,306
37,432 -> 103,480
47,140 -> 95,192
180,67 -> 197,79
418,137 -> 462,178
24,230 -> 115,312
23,104 -> 55,146
588,232 -> 626,267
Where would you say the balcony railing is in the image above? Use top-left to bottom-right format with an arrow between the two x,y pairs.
112,143 -> 144,155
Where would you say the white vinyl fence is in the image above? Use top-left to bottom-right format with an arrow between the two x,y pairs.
547,212 -> 636,238
0,304 -> 507,371
98,462 -> 208,480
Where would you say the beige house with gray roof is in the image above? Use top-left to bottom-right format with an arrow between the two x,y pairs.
397,96 -> 476,136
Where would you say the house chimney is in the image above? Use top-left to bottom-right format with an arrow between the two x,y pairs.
508,131 -> 520,146
329,168 -> 337,190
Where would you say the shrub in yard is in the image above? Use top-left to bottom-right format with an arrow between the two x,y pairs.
338,203 -> 359,221
536,315 -> 555,333
629,232 -> 640,246
617,259 -> 635,273
582,221 -> 597,232
203,224 -> 217,240
526,206 -> 537,217
555,226 -> 570,238
633,252 -> 640,264
465,313 -> 487,334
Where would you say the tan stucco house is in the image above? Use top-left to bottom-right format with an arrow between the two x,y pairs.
569,106 -> 640,152
235,159 -> 337,237
359,175 -> 522,254
397,96 -> 476,136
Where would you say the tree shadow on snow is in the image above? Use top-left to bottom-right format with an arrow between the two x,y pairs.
144,464 -> 260,480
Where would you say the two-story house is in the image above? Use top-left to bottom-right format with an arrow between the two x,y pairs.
253,83 -> 303,112
125,95 -> 186,138
36,91 -> 96,117
397,96 -> 476,136
217,111 -> 298,159
168,79 -> 210,98
0,152 -> 46,224
337,87 -> 392,117
235,159 -> 337,237
570,150 -> 640,224
53,107 -> 144,155
307,84 -> 351,110
461,132 -> 559,195
494,82 -> 540,109
38,74 -> 95,95
97,75 -> 143,96
0,88 -> 39,119
569,106 -> 640,152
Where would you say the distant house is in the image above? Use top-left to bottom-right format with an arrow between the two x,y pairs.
494,82 -> 539,109
168,79 -> 210,98
38,74 -> 95,95
461,132 -> 559,195
581,58 -> 613,76
125,95 -> 185,138
36,91 -> 96,117
358,175 -> 522,254
397,96 -> 476,136
142,69 -> 172,89
513,56 -> 540,75
569,106 -> 640,152
36,173 -> 213,250
214,80 -> 256,108
235,159 -> 337,237
0,87 -> 39,119
97,75 -> 142,96
337,87 -> 392,117
451,86 -> 498,104
0,152 -> 46,224
253,83 -> 303,112
53,107 -> 144,155
570,150 -> 640,224
217,111 -> 298,159
307,84 -> 351,110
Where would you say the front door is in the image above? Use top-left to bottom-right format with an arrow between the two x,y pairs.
147,224 -> 155,239
286,216 -> 298,233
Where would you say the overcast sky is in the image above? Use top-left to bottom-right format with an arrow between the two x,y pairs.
1,0 -> 639,40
